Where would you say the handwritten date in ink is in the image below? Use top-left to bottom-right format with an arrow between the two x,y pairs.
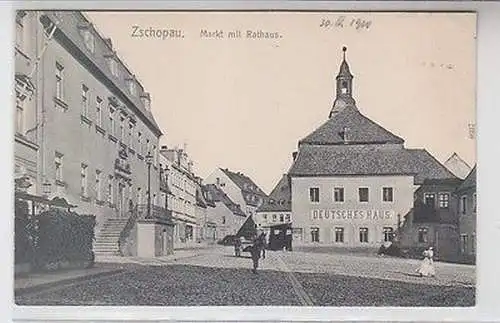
320,16 -> 372,30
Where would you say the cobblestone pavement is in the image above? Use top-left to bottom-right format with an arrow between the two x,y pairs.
15,246 -> 475,306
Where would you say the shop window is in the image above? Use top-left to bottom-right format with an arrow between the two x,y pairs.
309,187 -> 319,203
358,188 -> 369,202
382,187 -> 393,202
311,227 -> 320,242
418,227 -> 428,243
383,227 -> 394,242
438,192 -> 449,209
333,187 -> 344,202
335,227 -> 344,243
359,227 -> 369,243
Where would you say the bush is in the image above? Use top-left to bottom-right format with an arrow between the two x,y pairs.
32,208 -> 96,270
14,200 -> 34,264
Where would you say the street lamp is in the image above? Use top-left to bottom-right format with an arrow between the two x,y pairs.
145,152 -> 153,219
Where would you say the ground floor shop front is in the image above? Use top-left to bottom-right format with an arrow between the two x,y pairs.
172,215 -> 201,248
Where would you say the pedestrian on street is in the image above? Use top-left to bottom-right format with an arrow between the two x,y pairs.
259,231 -> 266,259
416,247 -> 436,277
234,236 -> 242,257
250,233 -> 262,274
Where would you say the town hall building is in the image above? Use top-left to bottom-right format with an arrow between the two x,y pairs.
288,47 -> 460,252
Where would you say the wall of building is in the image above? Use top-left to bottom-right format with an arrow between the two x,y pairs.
159,150 -> 199,248
210,203 -> 246,241
457,187 -> 476,257
291,175 -> 414,247
14,11 -> 40,194
34,12 -> 161,233
205,169 -> 246,212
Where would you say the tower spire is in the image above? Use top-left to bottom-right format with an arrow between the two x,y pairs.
329,46 -> 356,118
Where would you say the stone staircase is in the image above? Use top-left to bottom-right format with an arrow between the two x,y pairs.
94,218 -> 130,257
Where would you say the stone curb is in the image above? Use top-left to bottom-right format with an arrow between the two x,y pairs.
14,268 -> 125,296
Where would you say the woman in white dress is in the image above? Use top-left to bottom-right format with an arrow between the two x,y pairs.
417,247 -> 436,277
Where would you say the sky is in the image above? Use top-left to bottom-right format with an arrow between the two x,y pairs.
86,11 -> 476,194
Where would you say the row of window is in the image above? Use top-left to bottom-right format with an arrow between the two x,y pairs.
423,192 -> 477,214
54,61 -> 159,166
54,152 -> 160,206
309,227 -> 394,243
262,213 -> 291,223
309,187 -> 394,203
169,169 -> 197,196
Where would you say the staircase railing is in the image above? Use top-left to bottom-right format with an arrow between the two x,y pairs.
118,205 -> 139,256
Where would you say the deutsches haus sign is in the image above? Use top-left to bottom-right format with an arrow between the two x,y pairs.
311,209 -> 395,221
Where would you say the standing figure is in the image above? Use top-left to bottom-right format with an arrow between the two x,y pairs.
416,247 -> 436,277
259,231 -> 267,259
234,236 -> 242,257
250,233 -> 262,274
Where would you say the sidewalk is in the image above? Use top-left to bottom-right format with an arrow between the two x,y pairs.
14,263 -> 126,295
95,245 -> 219,266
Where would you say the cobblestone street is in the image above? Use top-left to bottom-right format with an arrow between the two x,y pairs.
15,246 -> 475,306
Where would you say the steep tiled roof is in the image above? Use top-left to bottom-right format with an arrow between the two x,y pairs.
220,168 -> 268,206
204,184 -> 246,217
288,145 -> 457,184
299,106 -> 404,146
457,165 -> 476,192
257,175 -> 292,212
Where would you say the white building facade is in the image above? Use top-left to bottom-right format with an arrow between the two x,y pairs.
159,146 -> 200,248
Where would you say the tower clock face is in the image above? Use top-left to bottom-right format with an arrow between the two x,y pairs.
341,87 -> 347,94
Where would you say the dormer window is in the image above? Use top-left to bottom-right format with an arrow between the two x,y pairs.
109,58 -> 118,77
141,93 -> 151,111
127,79 -> 136,96
82,30 -> 94,53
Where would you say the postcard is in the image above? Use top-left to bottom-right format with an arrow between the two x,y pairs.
12,7 -> 477,317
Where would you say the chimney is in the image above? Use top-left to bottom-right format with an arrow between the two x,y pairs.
292,151 -> 298,161
140,92 -> 151,111
104,38 -> 113,50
